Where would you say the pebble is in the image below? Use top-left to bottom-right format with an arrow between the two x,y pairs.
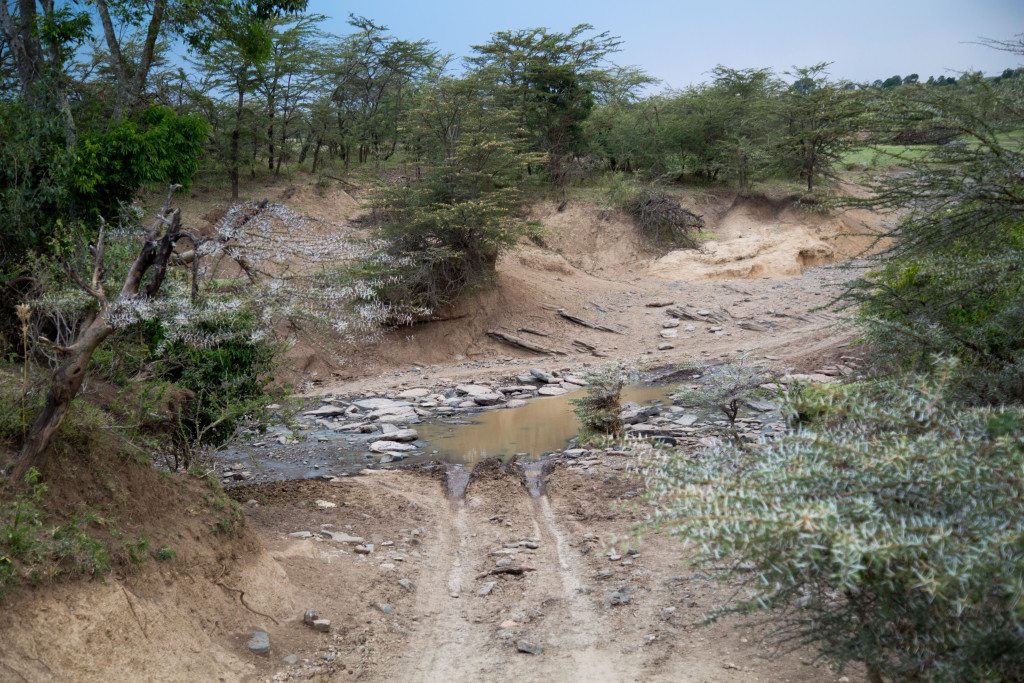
516,640 -> 543,655
478,581 -> 497,596
376,602 -> 395,615
247,630 -> 271,655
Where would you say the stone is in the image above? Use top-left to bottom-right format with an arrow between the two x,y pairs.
674,414 -> 700,427
354,544 -> 374,554
303,405 -> 346,417
369,440 -> 416,453
473,392 -> 505,406
247,630 -> 271,655
282,654 -> 299,665
352,398 -> 410,410
505,399 -> 528,409
456,384 -> 492,397
658,343 -> 674,351
376,602 -> 395,615
311,619 -> 331,633
379,423 -> 399,434
368,406 -> 419,421
303,609 -> 320,625
288,531 -> 314,539
516,640 -> 543,655
314,499 -> 336,509
662,320 -> 680,329
562,375 -> 588,386
398,578 -> 414,591
387,428 -> 419,442
321,531 -> 364,544
745,398 -> 776,412
396,388 -> 430,399
537,386 -> 566,397
609,591 -> 631,606
529,368 -> 556,383
660,329 -> 678,339
478,581 -> 497,596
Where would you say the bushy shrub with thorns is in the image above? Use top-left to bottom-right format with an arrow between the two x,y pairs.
640,361 -> 1024,681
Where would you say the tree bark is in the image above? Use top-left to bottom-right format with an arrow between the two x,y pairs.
231,80 -> 245,199
9,200 -> 183,481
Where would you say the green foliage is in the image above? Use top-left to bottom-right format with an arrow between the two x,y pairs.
155,545 -> 177,561
357,130 -> 540,320
672,358 -> 774,444
70,106 -> 209,220
1,469 -> 111,596
642,367 -> 1024,680
148,307 -> 280,450
572,362 -> 635,438
848,68 -> 1024,403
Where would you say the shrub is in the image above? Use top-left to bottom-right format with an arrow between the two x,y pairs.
572,362 -> 637,438
355,132 -> 539,321
641,365 -> 1024,681
622,186 -> 703,247
671,357 -> 774,445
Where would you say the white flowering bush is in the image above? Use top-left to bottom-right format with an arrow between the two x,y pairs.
641,365 -> 1024,681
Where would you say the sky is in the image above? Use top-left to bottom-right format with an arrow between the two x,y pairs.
307,0 -> 1024,88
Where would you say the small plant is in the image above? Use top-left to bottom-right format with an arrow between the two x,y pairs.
672,357 -> 774,446
572,362 -> 637,439
155,545 -> 176,561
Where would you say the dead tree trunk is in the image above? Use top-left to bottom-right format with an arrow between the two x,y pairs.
9,191 -> 185,482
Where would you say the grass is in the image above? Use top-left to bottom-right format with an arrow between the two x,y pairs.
842,144 -> 934,169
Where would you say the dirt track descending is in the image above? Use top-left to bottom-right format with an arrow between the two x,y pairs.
286,461 -> 857,683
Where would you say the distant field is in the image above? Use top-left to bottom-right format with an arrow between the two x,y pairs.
842,144 -> 934,168
844,129 -> 1024,169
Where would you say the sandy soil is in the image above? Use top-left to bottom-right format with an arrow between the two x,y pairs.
0,176 -> 885,682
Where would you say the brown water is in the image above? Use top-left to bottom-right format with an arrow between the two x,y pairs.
415,384 -> 673,466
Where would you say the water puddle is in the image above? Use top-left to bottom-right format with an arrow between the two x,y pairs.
414,384 -> 673,466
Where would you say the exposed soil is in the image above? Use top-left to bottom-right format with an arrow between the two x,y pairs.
0,176 -> 884,681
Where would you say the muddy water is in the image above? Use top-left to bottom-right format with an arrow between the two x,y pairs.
415,384 -> 673,466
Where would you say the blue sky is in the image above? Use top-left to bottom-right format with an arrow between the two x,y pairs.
308,0 -> 1023,88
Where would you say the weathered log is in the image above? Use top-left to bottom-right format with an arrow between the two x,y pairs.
486,330 -> 562,355
556,309 -> 623,334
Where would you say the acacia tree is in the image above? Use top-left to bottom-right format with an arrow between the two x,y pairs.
779,63 -> 864,191
467,24 -> 642,183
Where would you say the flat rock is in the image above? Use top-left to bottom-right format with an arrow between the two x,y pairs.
288,531 -> 314,539
247,630 -> 271,655
537,386 -> 566,397
516,640 -> 543,655
303,405 -> 346,417
478,581 -> 497,596
369,440 -> 416,453
658,343 -> 674,351
353,398 -> 410,410
321,531 -> 364,544
505,399 -> 528,408
396,388 -> 430,399
387,428 -> 419,442
473,392 -> 505,406
456,384 -> 492,397
529,368 -> 556,383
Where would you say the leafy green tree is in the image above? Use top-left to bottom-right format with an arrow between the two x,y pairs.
779,64 -> 864,191
468,24 -> 642,183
